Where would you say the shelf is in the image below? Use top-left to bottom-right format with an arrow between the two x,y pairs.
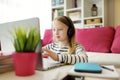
66,7 -> 81,12
73,19 -> 81,22
52,5 -> 64,9
84,23 -> 103,27
51,0 -> 104,28
74,23 -> 83,29
84,16 -> 103,20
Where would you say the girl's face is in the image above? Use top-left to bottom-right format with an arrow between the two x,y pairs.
52,20 -> 69,42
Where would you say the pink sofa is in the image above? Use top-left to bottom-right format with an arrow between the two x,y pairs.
42,26 -> 120,79
42,26 -> 120,53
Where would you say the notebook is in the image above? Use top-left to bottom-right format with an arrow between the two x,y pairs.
0,17 -> 64,71
74,62 -> 102,73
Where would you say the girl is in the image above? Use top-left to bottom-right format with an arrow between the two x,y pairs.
42,16 -> 88,64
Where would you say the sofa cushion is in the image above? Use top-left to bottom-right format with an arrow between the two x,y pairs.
76,27 -> 115,52
111,26 -> 120,53
42,29 -> 53,46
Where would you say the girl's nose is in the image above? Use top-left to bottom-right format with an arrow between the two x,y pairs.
55,30 -> 59,35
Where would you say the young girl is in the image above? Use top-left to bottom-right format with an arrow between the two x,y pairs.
42,16 -> 88,64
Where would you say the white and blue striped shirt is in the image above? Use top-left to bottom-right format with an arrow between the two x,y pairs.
44,42 -> 88,64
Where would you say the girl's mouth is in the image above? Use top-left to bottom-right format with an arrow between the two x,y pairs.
56,36 -> 60,38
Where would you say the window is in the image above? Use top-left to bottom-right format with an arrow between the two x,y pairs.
0,0 -> 51,38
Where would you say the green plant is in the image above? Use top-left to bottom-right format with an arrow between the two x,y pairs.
12,26 -> 40,52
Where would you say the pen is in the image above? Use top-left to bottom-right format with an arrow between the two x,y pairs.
100,66 -> 114,71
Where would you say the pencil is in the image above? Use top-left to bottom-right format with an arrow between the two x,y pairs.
100,66 -> 114,71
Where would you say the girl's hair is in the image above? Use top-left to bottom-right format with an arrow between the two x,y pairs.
54,16 -> 76,54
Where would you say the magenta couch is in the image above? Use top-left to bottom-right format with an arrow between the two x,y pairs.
42,26 -> 120,77
42,26 -> 120,54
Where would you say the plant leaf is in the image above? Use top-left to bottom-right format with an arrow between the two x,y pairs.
24,27 -> 35,51
32,31 -> 40,51
12,25 -> 39,52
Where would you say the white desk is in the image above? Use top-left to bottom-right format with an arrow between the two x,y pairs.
0,65 -> 119,80
0,65 -> 72,80
68,65 -> 120,80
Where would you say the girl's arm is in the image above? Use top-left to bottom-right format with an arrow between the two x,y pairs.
42,43 -> 59,60
42,48 -> 58,61
58,44 -> 88,64
42,43 -> 88,64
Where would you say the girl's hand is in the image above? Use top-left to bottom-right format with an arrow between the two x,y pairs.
42,48 -> 58,61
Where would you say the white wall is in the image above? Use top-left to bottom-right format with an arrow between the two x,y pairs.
0,0 -> 51,39
115,0 -> 120,27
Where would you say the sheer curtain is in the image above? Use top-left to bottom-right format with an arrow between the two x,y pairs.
0,0 -> 51,39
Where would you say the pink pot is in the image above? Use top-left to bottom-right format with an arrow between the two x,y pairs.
12,52 -> 38,76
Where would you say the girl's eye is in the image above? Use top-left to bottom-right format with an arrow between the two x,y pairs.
52,29 -> 55,31
58,29 -> 63,31
52,28 -> 63,32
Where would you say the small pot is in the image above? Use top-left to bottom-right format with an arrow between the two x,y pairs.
12,52 -> 38,76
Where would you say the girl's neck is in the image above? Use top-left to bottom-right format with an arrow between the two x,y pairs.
58,41 -> 69,47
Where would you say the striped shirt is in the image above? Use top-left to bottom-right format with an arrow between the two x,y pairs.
44,42 -> 88,64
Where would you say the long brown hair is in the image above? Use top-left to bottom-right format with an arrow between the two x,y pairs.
54,16 -> 76,54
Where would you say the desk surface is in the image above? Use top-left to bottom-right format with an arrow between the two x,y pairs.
0,65 -> 119,80
0,65 -> 72,80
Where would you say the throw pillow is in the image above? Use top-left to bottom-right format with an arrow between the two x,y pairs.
42,29 -> 53,46
76,27 -> 115,52
111,26 -> 120,53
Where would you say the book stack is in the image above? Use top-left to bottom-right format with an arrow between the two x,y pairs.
52,9 -> 64,19
52,0 -> 64,6
0,55 -> 14,74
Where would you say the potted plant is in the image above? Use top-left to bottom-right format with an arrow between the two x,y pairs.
12,26 -> 40,76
